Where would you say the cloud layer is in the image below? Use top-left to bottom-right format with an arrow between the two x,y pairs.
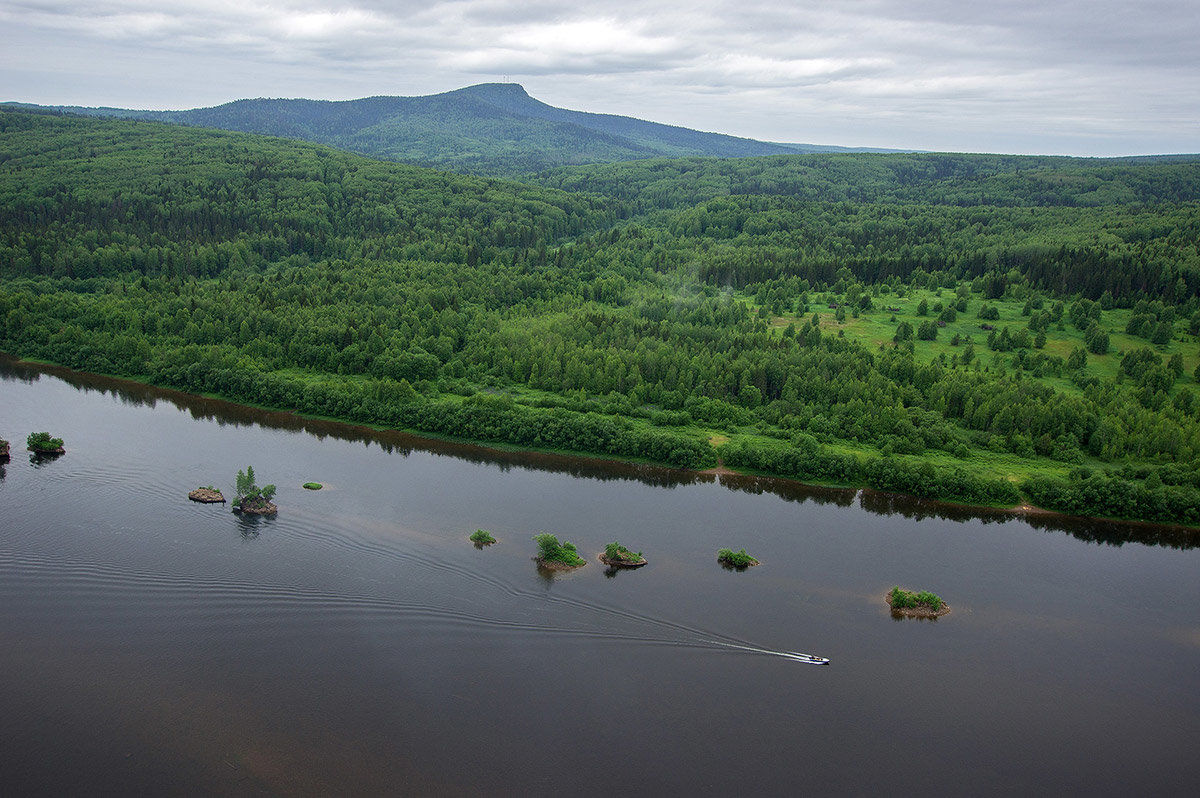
2,0 -> 1196,155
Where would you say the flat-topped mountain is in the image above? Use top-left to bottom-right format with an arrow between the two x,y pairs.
7,83 -> 902,176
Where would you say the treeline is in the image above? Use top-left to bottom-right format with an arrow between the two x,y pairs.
1022,473 -> 1200,526
142,345 -> 715,470
536,152 -> 1200,210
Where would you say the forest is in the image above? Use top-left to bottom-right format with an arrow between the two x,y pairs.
2,109 -> 1199,524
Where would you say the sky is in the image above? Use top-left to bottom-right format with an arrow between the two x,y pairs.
2,0 -> 1196,156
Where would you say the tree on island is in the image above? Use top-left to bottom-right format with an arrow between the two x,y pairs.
233,465 -> 277,513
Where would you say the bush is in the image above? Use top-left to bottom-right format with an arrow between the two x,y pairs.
26,431 -> 64,451
717,548 -> 758,568
604,541 -> 643,562
470,529 -> 497,544
302,482 -> 323,490
533,533 -> 585,566
889,586 -> 944,612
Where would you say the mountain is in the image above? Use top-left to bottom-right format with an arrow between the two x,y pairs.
5,83 -> 905,177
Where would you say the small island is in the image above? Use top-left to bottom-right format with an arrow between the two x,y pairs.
599,541 -> 647,568
533,532 -> 586,571
0,438 -> 10,460
302,482 -> 323,490
887,586 -> 951,619
470,529 -> 497,546
232,465 -> 278,516
188,486 -> 226,503
26,431 -> 65,454
717,548 -> 760,569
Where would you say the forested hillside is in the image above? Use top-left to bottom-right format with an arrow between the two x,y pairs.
3,110 -> 1199,524
7,83 -> 900,177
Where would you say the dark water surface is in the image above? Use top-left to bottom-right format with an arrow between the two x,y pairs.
2,359 -> 1198,796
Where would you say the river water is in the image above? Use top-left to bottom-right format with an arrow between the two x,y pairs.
1,357 -> 1197,796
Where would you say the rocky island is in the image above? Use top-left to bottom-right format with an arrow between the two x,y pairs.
188,487 -> 226,503
599,541 -> 647,568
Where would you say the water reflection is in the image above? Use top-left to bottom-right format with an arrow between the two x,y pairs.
28,451 -> 65,468
890,612 -> 941,623
859,489 -> 1010,524
718,561 -> 754,572
4,354 -> 1196,550
715,471 -> 857,507
1021,512 -> 1200,551
235,513 -> 271,540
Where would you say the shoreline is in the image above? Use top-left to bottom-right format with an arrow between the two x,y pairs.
2,353 -> 1196,534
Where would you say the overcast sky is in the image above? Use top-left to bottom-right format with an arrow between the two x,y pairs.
2,0 -> 1196,156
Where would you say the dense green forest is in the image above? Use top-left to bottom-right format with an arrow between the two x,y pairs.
3,110 -> 1199,524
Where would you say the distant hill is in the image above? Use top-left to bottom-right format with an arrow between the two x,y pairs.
4,83 -> 906,176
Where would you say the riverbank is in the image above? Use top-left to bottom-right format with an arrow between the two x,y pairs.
2,353 -> 1197,533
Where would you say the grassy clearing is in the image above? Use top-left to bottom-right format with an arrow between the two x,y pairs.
758,286 -> 1199,396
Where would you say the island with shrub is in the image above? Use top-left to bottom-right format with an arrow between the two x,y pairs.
887,587 -> 950,618
717,548 -> 759,569
533,533 -> 586,570
599,541 -> 647,568
470,529 -> 497,546
0,438 -> 9,460
26,431 -> 65,454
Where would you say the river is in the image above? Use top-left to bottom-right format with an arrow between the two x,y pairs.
1,357 -> 1197,795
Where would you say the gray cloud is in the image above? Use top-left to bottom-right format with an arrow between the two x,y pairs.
1,0 -> 1196,154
